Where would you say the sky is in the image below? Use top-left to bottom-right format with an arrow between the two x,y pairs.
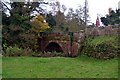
56,0 -> 120,25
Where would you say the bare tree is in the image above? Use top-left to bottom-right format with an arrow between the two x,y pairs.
66,8 -> 74,20
49,1 -> 67,15
75,5 -> 84,25
83,0 -> 90,25
65,8 -> 85,32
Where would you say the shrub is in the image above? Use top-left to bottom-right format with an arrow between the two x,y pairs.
3,45 -> 35,57
5,45 -> 23,56
22,47 -> 36,56
82,36 -> 118,59
19,32 -> 39,51
32,51 -> 64,57
95,42 -> 118,59
52,51 -> 64,56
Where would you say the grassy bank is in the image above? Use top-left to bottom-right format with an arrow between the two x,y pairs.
88,36 -> 118,46
82,35 -> 118,59
2,55 -> 118,78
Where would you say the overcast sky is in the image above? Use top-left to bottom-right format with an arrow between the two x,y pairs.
56,0 -> 120,25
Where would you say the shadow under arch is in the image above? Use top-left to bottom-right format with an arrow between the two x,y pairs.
44,42 -> 64,53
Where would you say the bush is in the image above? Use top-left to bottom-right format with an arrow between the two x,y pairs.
19,32 -> 39,51
82,36 -> 118,59
32,51 -> 64,57
52,51 -> 64,56
3,44 -> 35,57
95,42 -> 118,59
4,45 -> 23,56
22,47 -> 36,56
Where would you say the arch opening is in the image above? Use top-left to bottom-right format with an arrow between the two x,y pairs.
44,42 -> 64,53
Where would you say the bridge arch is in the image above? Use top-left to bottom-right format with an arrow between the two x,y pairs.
44,42 -> 64,53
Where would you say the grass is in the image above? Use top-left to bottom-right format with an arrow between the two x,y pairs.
2,55 -> 118,78
0,56 -> 2,79
85,35 -> 119,50
87,36 -> 117,45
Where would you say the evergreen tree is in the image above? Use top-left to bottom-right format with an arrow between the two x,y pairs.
2,0 -> 48,47
101,9 -> 120,26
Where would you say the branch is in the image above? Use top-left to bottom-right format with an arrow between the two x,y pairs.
2,2 -> 11,11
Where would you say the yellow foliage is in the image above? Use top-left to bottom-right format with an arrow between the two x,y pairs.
32,15 -> 50,33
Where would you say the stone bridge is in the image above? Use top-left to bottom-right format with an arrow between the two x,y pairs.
38,32 -> 84,57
